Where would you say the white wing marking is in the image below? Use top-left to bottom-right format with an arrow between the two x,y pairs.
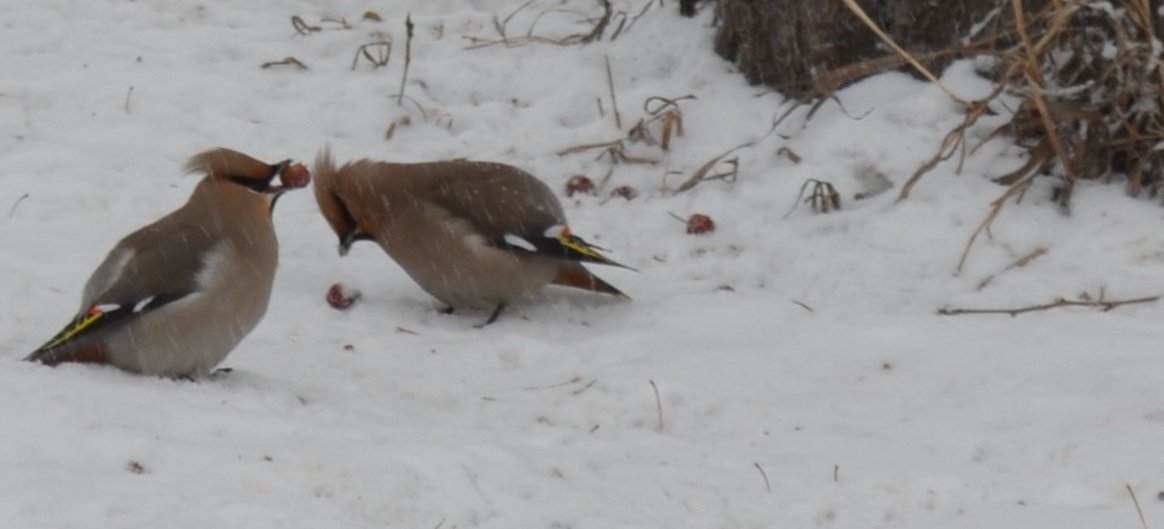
133,296 -> 156,313
503,234 -> 536,252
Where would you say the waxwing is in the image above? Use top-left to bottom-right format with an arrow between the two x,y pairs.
25,148 -> 311,377
313,149 -> 633,326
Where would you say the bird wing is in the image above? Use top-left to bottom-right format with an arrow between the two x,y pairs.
423,163 -> 565,235
420,163 -> 634,269
28,218 -> 220,357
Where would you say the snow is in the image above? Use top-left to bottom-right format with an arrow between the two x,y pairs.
2,1 -> 1164,528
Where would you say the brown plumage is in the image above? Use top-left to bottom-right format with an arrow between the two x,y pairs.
313,148 -> 633,325
25,148 -> 310,377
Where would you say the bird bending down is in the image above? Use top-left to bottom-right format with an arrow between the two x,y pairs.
25,148 -> 311,377
313,148 -> 634,326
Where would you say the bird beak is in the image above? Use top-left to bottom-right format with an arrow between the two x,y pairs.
263,160 -> 312,196
338,231 -> 373,256
263,160 -> 293,195
271,159 -> 292,176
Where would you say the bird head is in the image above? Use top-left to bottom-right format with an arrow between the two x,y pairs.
313,147 -> 373,256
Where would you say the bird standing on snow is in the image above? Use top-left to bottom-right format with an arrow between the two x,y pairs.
25,148 -> 311,377
313,149 -> 634,326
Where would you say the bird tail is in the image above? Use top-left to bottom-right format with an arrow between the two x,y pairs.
25,342 -> 107,366
25,306 -> 119,365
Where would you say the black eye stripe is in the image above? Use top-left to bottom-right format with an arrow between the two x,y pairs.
229,176 -> 270,192
227,161 -> 288,192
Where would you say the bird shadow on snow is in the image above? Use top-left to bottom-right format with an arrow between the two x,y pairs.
357,286 -> 630,331
9,355 -> 309,406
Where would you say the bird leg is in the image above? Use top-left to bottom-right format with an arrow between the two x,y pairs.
475,302 -> 507,328
177,367 -> 233,383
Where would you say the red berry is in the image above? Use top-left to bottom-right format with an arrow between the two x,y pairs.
565,175 -> 595,197
685,213 -> 715,235
280,163 -> 311,189
326,283 -> 361,310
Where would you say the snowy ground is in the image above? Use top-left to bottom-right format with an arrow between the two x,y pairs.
2,1 -> 1164,527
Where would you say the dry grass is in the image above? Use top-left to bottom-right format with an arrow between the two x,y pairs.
998,0 -> 1164,202
901,0 -> 1164,205
830,0 -> 1164,208
827,0 -> 1164,270
464,0 -> 615,49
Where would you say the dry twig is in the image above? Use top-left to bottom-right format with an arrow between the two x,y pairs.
1127,484 -> 1149,529
649,379 -> 663,432
976,246 -> 1048,290
8,193 -> 29,219
754,463 -> 772,493
571,379 -> 599,395
123,86 -> 134,114
937,292 -> 1159,316
792,300 -> 815,313
261,57 -> 308,70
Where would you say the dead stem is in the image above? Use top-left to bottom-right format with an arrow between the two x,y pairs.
397,15 -> 414,106
649,379 -> 663,432
976,246 -> 1048,290
753,463 -> 772,493
783,179 -> 840,218
290,15 -> 320,35
673,142 -> 751,193
8,193 -> 29,218
580,0 -> 612,43
605,55 -> 622,128
955,173 -> 1037,275
840,0 -> 968,105
351,41 -> 391,70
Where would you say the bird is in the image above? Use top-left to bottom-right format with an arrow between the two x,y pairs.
24,148 -> 311,377
312,148 -> 634,326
